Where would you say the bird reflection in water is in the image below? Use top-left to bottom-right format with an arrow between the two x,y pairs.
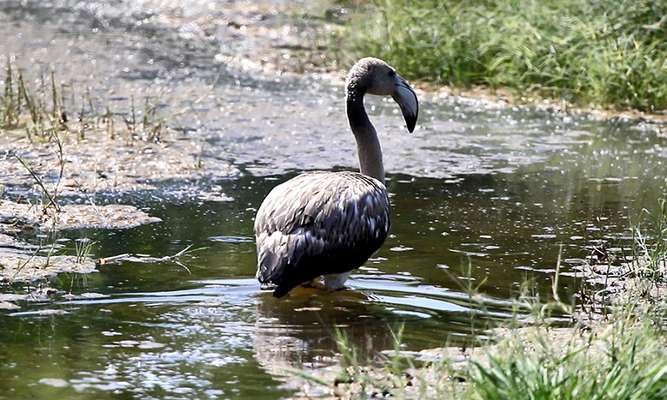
252,287 -> 402,375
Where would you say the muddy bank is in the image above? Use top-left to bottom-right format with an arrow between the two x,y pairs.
426,84 -> 667,130
0,197 -> 165,291
118,0 -> 666,127
0,200 -> 161,231
0,254 -> 95,284
0,198 -> 160,298
289,317 -> 665,400
575,254 -> 667,308
0,125 -> 237,195
123,0 -> 664,126
287,325 -> 589,399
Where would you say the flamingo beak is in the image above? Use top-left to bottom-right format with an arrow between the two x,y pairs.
392,76 -> 419,133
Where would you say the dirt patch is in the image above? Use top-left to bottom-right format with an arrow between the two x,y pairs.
288,348 -> 471,399
0,126 -> 237,195
0,232 -> 30,248
0,198 -> 160,288
575,260 -> 667,308
128,1 -> 340,77
0,254 -> 95,283
0,199 -> 161,231
212,2 -> 340,75
427,84 -> 667,129
0,254 -> 95,285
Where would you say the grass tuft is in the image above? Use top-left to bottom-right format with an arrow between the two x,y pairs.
631,199 -> 667,282
469,314 -> 667,400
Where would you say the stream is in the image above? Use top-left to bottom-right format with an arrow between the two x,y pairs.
1,1 -> 666,399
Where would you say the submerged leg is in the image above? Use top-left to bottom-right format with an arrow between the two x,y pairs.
300,279 -> 318,288
323,271 -> 351,291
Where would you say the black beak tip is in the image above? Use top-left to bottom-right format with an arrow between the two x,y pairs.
407,119 -> 416,133
405,113 -> 417,133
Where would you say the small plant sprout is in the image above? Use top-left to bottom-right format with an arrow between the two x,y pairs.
74,238 -> 95,264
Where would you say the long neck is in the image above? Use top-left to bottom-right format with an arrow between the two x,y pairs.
346,89 -> 385,183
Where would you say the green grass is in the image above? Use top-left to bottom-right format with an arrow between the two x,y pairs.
468,314 -> 667,400
631,199 -> 667,281
335,0 -> 667,111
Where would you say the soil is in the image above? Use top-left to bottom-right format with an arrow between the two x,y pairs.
0,199 -> 161,231
0,254 -> 96,284
0,124 -> 237,195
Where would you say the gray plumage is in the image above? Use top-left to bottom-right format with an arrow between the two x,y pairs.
255,172 -> 390,297
254,58 -> 418,297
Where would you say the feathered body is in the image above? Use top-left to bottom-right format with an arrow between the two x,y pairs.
254,171 -> 390,297
254,57 -> 418,297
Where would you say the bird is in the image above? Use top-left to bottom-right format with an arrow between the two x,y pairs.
254,57 -> 419,298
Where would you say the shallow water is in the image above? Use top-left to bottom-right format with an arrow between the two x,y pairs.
1,1 -> 667,399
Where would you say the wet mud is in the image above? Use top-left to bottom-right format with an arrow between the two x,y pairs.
0,198 -> 161,286
0,254 -> 96,284
0,200 -> 161,231
0,126 -> 237,195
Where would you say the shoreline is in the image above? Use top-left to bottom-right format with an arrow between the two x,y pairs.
228,48 -> 667,130
212,1 -> 667,128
